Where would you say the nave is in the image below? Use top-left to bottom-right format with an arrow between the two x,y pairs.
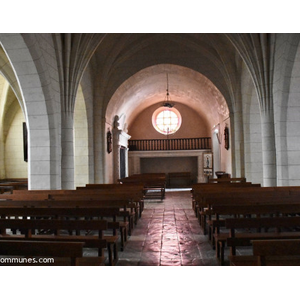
114,189 -> 220,266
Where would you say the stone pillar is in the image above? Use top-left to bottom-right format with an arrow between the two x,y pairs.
61,112 -> 74,189
197,154 -> 205,183
261,109 -> 276,186
125,147 -> 129,178
112,115 -> 131,182
232,107 -> 245,178
112,127 -> 121,183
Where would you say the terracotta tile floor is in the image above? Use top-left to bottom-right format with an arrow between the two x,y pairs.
116,189 -> 220,266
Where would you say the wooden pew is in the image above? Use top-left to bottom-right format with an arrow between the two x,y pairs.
168,172 -> 192,187
191,183 -> 262,215
198,190 -> 300,234
253,239 -> 300,266
12,187 -> 144,219
75,187 -> 144,217
222,216 -> 300,266
193,187 -> 300,233
0,197 -> 131,248
84,183 -> 144,190
48,195 -> 137,234
3,191 -> 139,234
208,177 -> 247,184
210,202 -> 300,245
0,181 -> 28,191
211,201 -> 300,262
0,218 -> 110,265
0,240 -> 87,266
119,173 -> 167,201
0,186 -> 13,194
0,200 -> 126,263
229,239 -> 300,266
0,206 -> 126,252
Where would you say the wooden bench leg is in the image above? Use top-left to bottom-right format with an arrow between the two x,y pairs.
129,216 -> 134,236
220,241 -> 225,266
98,247 -> 104,258
134,209 -> 138,225
216,240 -> 220,258
107,242 -> 118,266
113,243 -> 118,263
107,243 -> 113,266
203,216 -> 207,235
215,240 -> 226,265
120,226 -> 127,251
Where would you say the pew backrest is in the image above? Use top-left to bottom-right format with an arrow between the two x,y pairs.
0,240 -> 84,266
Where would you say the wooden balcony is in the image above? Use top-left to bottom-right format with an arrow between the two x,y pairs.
128,137 -> 211,151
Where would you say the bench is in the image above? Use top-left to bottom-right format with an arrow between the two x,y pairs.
0,202 -> 125,264
219,216 -> 300,265
0,186 -> 14,194
211,201 -> 300,255
0,197 -> 130,248
191,184 -> 263,216
0,240 -> 88,266
48,195 -> 137,235
208,177 -> 247,184
0,181 -> 28,191
168,172 -> 192,188
229,239 -> 300,266
118,173 -> 167,201
193,188 -> 300,234
2,192 -> 138,236
0,206 -> 127,252
12,188 -> 144,220
0,218 -> 111,265
75,187 -> 144,218
209,201 -> 300,244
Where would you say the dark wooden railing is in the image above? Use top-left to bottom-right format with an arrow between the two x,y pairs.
128,137 -> 211,151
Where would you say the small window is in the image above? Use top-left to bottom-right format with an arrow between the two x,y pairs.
152,107 -> 182,135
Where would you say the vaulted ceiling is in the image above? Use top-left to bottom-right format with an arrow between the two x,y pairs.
90,33 -> 241,128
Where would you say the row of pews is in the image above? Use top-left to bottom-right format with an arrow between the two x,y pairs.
118,173 -> 167,200
191,177 -> 300,266
0,178 -> 28,194
0,182 -> 146,266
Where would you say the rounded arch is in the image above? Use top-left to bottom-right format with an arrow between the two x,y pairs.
105,64 -> 229,130
0,75 -> 27,179
104,63 -> 230,182
0,33 -> 58,189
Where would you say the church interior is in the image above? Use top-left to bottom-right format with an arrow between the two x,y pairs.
0,12 -> 299,297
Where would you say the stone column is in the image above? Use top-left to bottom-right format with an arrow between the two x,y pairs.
261,109 -> 277,186
112,128 -> 121,183
125,147 -> 129,178
61,111 -> 74,189
112,115 -> 131,182
232,106 -> 245,178
197,154 -> 205,183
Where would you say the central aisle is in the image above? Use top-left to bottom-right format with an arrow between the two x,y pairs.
117,189 -> 219,266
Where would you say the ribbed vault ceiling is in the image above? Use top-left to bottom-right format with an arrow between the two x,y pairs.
94,33 -> 237,129
106,64 -> 229,129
